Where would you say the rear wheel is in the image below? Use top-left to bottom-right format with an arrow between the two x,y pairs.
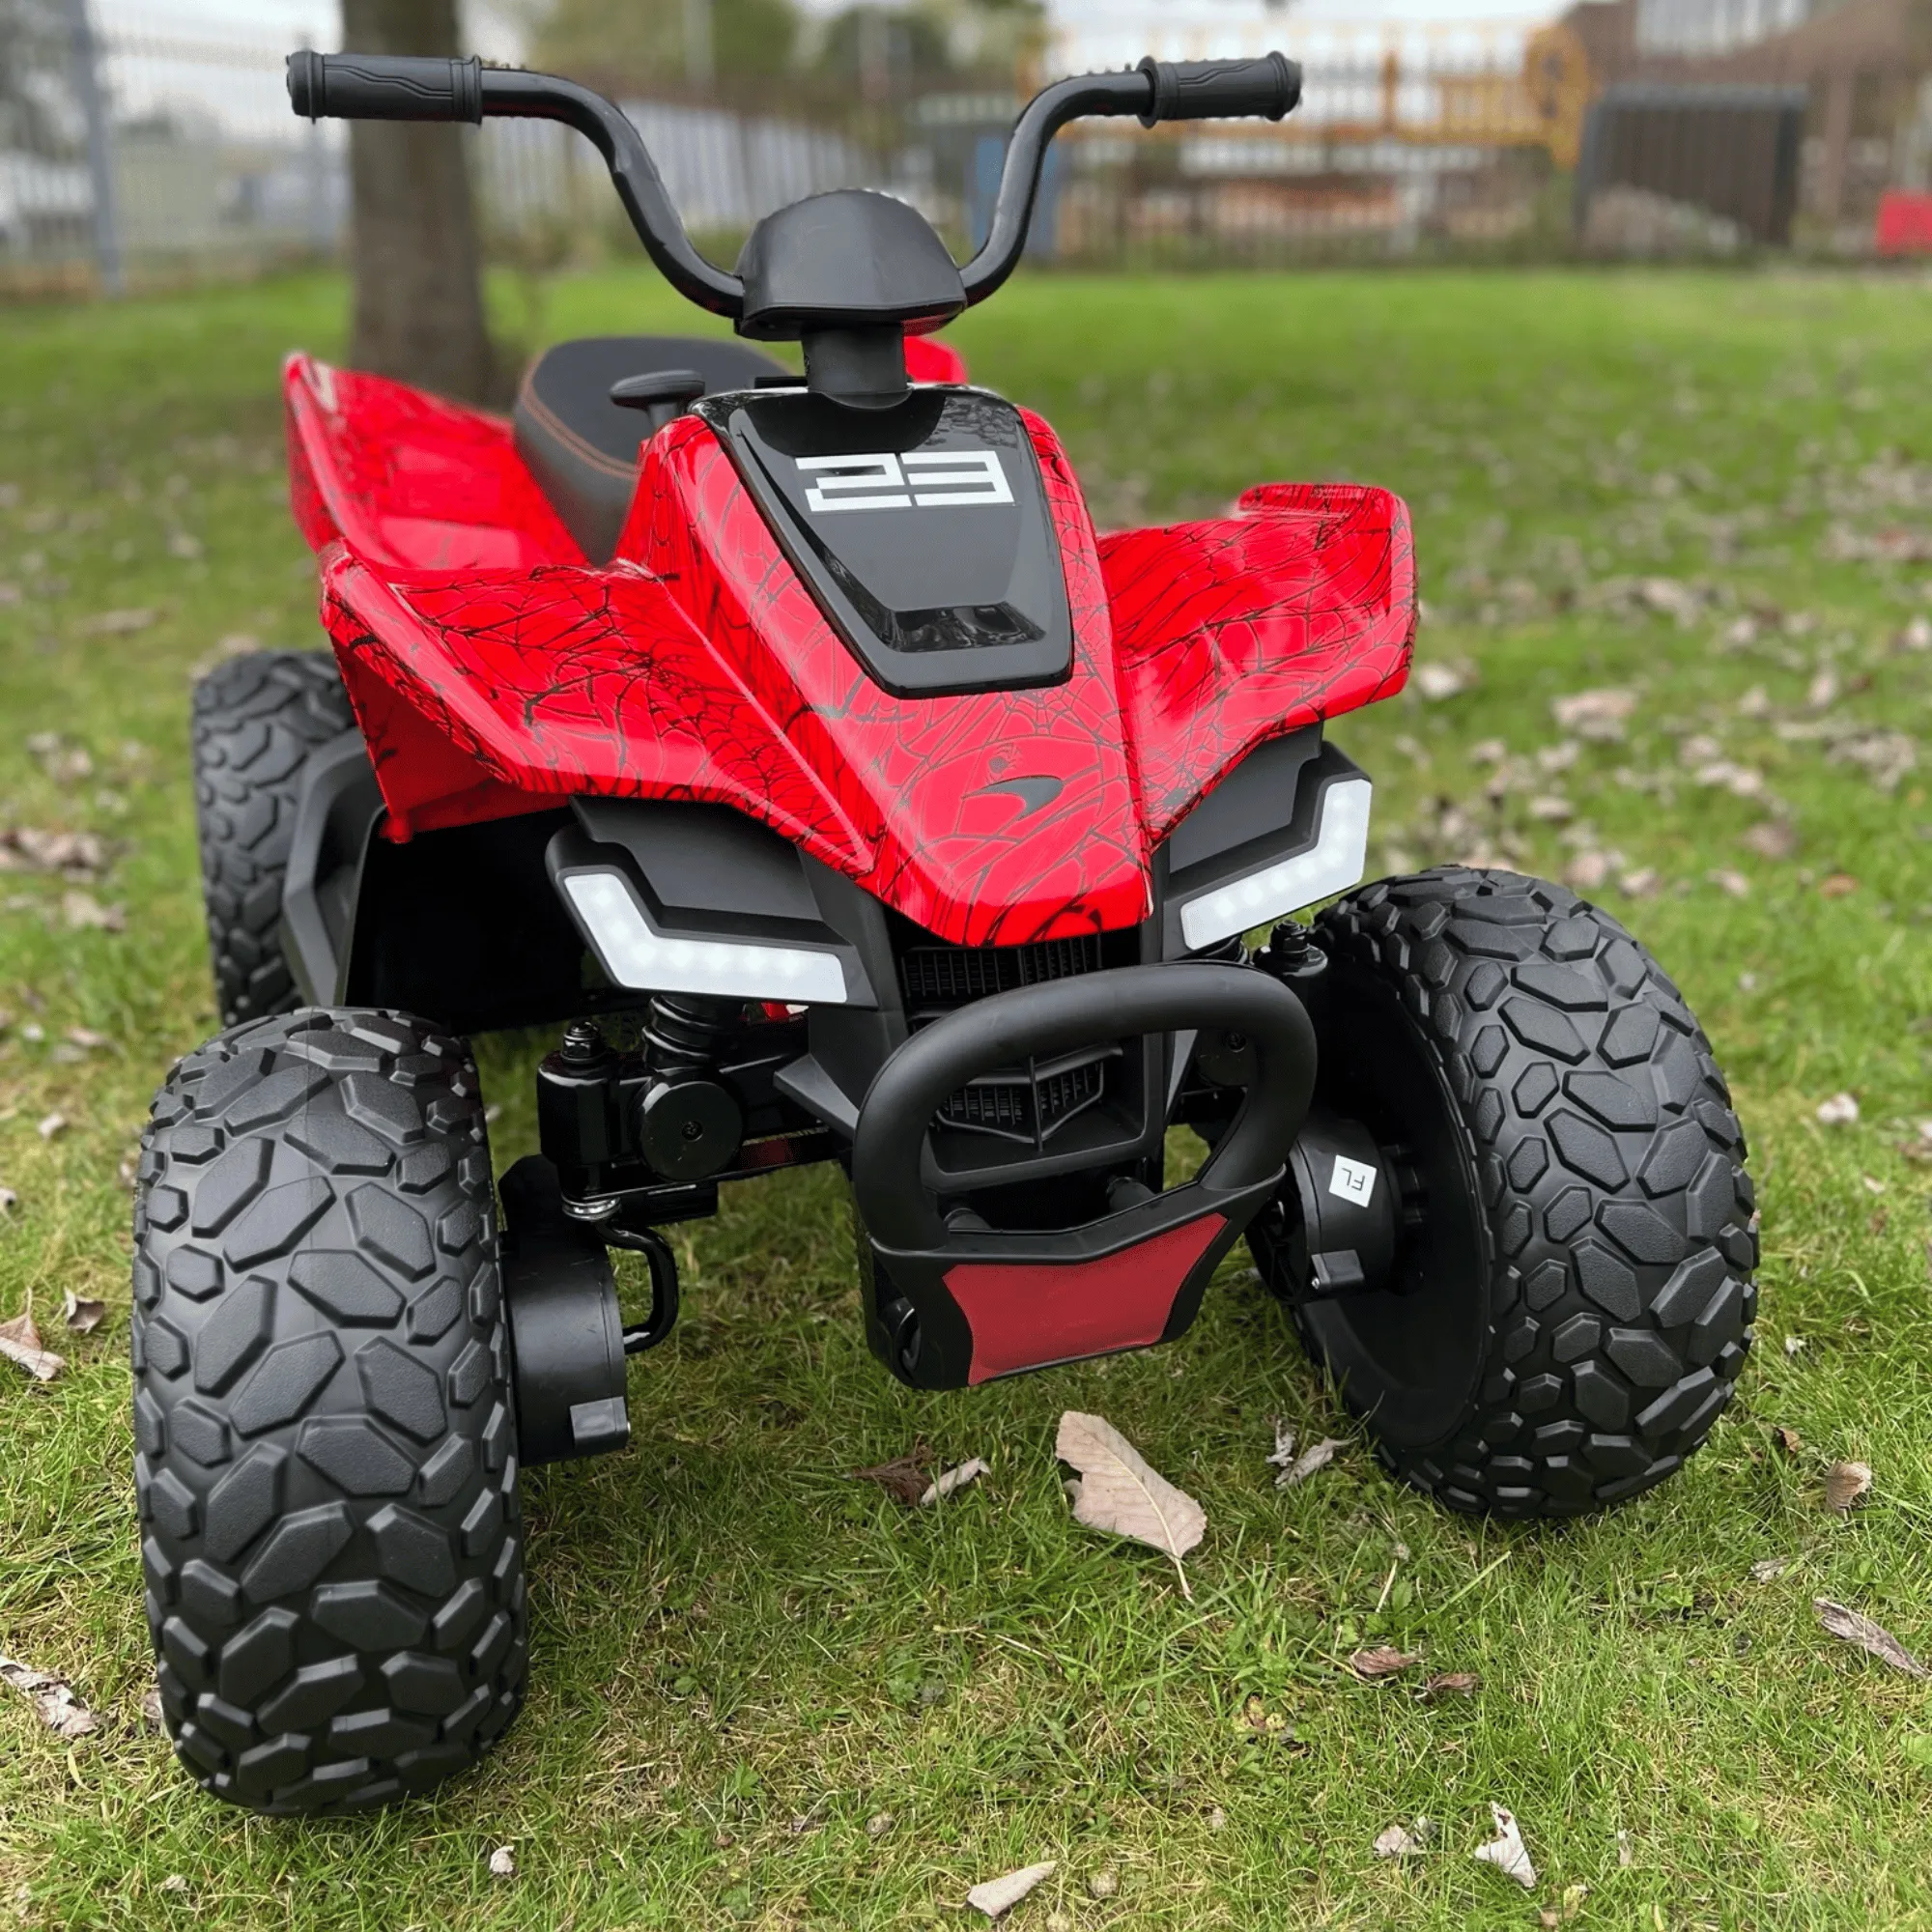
131,1007 -> 526,1813
1249,867 -> 1757,1518
193,651 -> 355,1027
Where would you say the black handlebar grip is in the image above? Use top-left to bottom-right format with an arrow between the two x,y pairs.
287,49 -> 484,124
1136,52 -> 1302,128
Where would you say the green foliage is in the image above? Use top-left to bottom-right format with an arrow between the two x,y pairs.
1,266 -> 1930,1926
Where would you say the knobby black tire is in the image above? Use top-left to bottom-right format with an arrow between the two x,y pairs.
1261,867 -> 1757,1518
193,651 -> 355,1028
131,1008 -> 526,1814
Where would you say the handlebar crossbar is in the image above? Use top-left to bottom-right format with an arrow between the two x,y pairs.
288,47 -> 1302,327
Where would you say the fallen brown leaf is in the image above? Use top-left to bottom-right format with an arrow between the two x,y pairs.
74,608 -> 156,637
1419,1671 -> 1480,1701
1275,1436 -> 1344,1489
1814,1598 -> 1929,1678
1773,1426 -> 1804,1454
920,1457 -> 989,1505
1824,1460 -> 1872,1513
851,1444 -> 932,1507
140,1683 -> 165,1729
0,1655 -> 99,1738
1818,873 -> 1859,898
486,1844 -> 516,1878
1742,819 -> 1797,860
1750,1554 -> 1795,1582
1057,1410 -> 1206,1600
1471,1804 -> 1536,1889
1348,1646 -> 1419,1681
967,1861 -> 1055,1919
1550,688 -> 1636,741
1814,1092 -> 1860,1126
36,1113 -> 66,1141
62,1292 -> 105,1335
1374,1819 -> 1431,1859
60,891 -> 124,932
0,1309 -> 64,1381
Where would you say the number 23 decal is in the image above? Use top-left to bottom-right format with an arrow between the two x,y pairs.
795,448 -> 1014,514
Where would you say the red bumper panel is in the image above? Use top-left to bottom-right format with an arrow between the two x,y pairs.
945,1212 -> 1228,1384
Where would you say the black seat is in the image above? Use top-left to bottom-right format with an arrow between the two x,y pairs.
513,334 -> 788,563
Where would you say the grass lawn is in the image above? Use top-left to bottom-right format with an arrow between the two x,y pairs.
2,264 -> 1930,1930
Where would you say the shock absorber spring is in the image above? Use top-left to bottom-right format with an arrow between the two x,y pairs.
637,994 -> 744,1179
640,992 -> 739,1078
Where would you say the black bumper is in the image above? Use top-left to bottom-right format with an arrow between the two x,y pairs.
852,960 -> 1316,1388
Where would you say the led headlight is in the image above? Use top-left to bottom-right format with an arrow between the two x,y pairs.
1178,776 -> 1373,951
561,869 -> 849,1005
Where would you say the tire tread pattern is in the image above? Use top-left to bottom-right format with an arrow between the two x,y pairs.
192,652 -> 355,1028
1304,866 -> 1757,1518
132,1008 -> 526,1815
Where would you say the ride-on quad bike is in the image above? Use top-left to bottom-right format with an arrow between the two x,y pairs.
130,47 -> 1757,1814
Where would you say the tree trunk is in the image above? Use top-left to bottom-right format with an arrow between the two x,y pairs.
342,0 -> 496,403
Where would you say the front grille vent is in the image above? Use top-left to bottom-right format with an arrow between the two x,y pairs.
937,1046 -> 1119,1147
899,932 -> 1104,1018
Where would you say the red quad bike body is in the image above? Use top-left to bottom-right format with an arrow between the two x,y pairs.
131,46 -> 1757,1816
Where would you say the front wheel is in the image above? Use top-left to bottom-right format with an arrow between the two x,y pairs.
131,1008 -> 526,1813
1249,867 -> 1757,1518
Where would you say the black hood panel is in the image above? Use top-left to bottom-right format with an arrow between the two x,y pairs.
698,386 -> 1075,699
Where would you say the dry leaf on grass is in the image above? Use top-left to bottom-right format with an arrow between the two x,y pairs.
1819,873 -> 1860,898
866,1809 -> 895,1838
1825,1460 -> 1872,1512
1707,867 -> 1752,898
1550,688 -> 1636,740
1471,1804 -> 1537,1889
1374,1818 -> 1433,1859
158,1875 -> 187,1895
851,1444 -> 932,1507
63,1292 -> 105,1335
0,1310 -> 64,1381
1742,819 -> 1797,860
921,1458 -> 989,1506
1348,1647 -> 1419,1681
0,1656 -> 99,1738
60,891 -> 124,932
966,1861 -> 1055,1919
1275,1437 -> 1344,1489
1814,1599 -> 1929,1678
486,1845 -> 516,1878
1419,1671 -> 1480,1701
1814,1093 -> 1860,1126
1784,1334 -> 1806,1357
1413,662 -> 1474,701
1057,1411 -> 1205,1600
1773,1426 -> 1804,1455
74,608 -> 156,637
1749,1555 -> 1795,1582
141,1683 -> 165,1729
1086,1869 -> 1119,1899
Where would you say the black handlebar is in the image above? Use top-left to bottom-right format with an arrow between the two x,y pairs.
1138,52 -> 1301,128
288,48 -> 1303,321
287,48 -> 483,122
